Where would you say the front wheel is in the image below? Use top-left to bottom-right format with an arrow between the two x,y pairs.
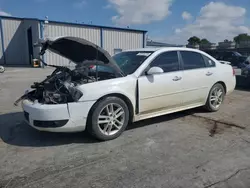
204,83 -> 225,112
87,96 -> 129,141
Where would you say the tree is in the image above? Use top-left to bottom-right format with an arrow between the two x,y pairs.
188,36 -> 201,45
234,33 -> 250,44
200,38 -> 211,44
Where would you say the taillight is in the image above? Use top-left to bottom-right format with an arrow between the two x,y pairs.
89,65 -> 94,69
232,67 -> 235,76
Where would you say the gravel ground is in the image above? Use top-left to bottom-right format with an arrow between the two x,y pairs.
1,68 -> 250,188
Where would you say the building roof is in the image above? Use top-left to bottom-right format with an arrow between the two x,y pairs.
0,15 -> 147,33
147,40 -> 183,47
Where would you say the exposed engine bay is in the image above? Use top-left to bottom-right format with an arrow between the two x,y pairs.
14,62 -> 117,105
14,36 -> 124,106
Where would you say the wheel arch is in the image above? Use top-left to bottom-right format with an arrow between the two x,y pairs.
216,81 -> 227,93
204,81 -> 227,112
205,81 -> 227,104
86,93 -> 135,125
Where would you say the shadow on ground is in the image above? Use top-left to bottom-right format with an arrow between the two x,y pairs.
236,76 -> 250,90
0,111 -> 189,147
0,112 -> 96,147
235,86 -> 250,92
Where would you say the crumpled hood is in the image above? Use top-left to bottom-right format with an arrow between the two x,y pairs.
39,36 -> 124,76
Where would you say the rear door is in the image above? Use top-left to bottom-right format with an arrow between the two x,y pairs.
180,51 -> 216,106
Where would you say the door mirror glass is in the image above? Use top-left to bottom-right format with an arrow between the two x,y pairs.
147,66 -> 164,75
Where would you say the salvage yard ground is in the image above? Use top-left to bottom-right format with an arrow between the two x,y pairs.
1,68 -> 250,188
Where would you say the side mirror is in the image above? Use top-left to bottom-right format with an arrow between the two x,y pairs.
146,66 -> 164,75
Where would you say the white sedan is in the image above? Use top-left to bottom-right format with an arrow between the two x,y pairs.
15,36 -> 236,141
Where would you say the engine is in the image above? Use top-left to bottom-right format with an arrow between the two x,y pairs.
14,64 -> 116,105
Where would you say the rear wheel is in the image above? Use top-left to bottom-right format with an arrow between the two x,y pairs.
205,83 -> 225,112
87,97 -> 129,141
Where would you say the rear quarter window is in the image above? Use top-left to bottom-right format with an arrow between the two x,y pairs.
202,55 -> 216,67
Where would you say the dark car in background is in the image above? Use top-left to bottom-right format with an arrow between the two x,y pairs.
204,50 -> 250,87
204,50 -> 250,79
204,50 -> 250,68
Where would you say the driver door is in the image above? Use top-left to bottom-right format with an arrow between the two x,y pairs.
138,51 -> 183,114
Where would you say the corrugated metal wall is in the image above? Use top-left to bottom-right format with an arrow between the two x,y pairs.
103,29 -> 143,56
0,17 -> 145,66
43,23 -> 101,66
0,18 -> 40,65
1,19 -> 28,65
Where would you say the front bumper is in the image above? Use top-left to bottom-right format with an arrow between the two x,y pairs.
22,99 -> 96,133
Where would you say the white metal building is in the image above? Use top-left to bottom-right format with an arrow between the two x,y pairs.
0,16 -> 147,66
146,40 -> 185,48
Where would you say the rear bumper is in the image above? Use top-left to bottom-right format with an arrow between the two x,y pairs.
22,100 -> 96,133
226,76 -> 236,95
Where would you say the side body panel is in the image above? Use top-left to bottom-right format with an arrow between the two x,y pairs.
77,75 -> 138,115
138,72 -> 183,113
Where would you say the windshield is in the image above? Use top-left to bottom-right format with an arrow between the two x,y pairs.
233,52 -> 242,57
94,51 -> 154,75
247,56 -> 250,62
113,51 -> 153,75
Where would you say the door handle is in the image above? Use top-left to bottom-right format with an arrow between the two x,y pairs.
206,72 -> 213,76
172,76 -> 182,81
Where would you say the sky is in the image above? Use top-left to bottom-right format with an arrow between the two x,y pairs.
0,0 -> 250,45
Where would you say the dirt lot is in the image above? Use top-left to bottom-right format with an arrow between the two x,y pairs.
1,68 -> 250,188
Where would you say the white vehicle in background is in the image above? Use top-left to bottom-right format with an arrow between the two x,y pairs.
0,66 -> 5,73
15,36 -> 236,141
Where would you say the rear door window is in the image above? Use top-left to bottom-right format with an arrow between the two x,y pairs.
180,51 -> 206,70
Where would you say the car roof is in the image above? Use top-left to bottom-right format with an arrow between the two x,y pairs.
123,48 -> 160,52
124,47 -> 206,53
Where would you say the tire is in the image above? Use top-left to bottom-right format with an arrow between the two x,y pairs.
87,96 -> 130,141
204,83 -> 225,112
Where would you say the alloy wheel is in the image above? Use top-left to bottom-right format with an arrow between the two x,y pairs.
209,87 -> 223,109
97,103 -> 125,136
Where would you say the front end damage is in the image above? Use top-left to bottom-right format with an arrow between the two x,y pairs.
14,36 -> 124,106
21,98 -> 96,132
14,63 -> 118,105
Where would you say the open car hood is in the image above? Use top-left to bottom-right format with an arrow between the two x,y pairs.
39,36 -> 124,76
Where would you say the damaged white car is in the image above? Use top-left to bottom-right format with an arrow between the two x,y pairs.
15,36 -> 236,141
